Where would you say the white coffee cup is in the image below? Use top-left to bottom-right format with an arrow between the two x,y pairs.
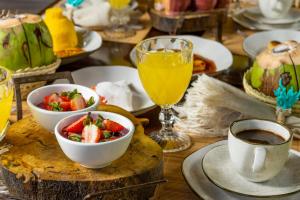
228,119 -> 292,182
258,0 -> 293,19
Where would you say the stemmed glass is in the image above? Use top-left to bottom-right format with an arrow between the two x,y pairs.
136,37 -> 193,153
104,0 -> 135,39
0,67 -> 13,138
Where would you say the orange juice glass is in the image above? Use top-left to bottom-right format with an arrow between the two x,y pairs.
136,37 -> 193,153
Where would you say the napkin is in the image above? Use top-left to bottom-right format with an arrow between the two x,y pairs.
175,75 -> 300,137
95,80 -> 134,111
72,0 -> 111,27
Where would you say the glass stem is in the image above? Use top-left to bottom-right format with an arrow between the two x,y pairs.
159,106 -> 175,137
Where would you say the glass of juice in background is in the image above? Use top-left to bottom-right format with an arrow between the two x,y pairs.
0,67 -> 13,138
136,37 -> 193,153
105,0 -> 135,39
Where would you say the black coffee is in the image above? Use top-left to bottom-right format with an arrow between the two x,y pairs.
236,130 -> 285,145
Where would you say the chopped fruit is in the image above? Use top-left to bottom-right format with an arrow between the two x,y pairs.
65,115 -> 87,133
60,101 -> 71,111
44,93 -> 62,105
82,124 -> 102,143
100,96 -> 108,105
103,119 -> 125,132
61,114 -> 129,143
70,94 -> 87,111
38,89 -> 94,112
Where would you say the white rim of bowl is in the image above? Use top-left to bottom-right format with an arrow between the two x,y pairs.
27,84 -> 100,115
54,111 -> 135,146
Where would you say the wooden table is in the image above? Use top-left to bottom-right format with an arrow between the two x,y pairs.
4,1 -> 300,199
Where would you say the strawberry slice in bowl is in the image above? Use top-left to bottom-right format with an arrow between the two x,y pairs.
27,84 -> 100,131
55,111 -> 135,168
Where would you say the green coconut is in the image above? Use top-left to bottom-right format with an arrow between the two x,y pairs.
0,14 -> 56,71
250,41 -> 300,97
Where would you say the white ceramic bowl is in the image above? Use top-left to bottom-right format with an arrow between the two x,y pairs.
27,84 -> 99,131
54,111 -> 135,168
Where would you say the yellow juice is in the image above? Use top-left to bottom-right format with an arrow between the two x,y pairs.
109,0 -> 130,9
0,86 -> 13,132
137,51 -> 192,106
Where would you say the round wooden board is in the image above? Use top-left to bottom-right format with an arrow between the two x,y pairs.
0,112 -> 163,200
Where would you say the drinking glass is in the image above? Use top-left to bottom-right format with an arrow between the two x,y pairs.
0,67 -> 13,137
136,37 -> 193,153
104,0 -> 135,39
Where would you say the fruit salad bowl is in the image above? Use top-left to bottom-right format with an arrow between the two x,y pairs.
27,84 -> 99,131
54,111 -> 135,169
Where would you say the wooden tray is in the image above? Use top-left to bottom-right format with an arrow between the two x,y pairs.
0,106 -> 163,200
150,8 -> 227,42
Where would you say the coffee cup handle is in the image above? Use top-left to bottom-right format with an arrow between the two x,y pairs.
252,147 -> 267,173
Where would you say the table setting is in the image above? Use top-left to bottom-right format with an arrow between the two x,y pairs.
1,0 -> 300,200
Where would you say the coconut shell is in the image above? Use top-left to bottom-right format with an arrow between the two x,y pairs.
0,14 -> 55,71
251,41 -> 300,96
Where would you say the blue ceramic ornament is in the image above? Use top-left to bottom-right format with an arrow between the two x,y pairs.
274,78 -> 300,110
66,0 -> 84,7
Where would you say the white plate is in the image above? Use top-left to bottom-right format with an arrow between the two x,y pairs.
233,9 -> 300,32
182,140 -> 300,200
129,35 -> 233,73
243,7 -> 300,25
61,27 -> 102,65
243,30 -> 300,59
53,66 -> 155,115
202,144 -> 300,197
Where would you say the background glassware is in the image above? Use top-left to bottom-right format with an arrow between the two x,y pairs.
0,67 -> 13,137
136,37 -> 193,153
104,0 -> 136,39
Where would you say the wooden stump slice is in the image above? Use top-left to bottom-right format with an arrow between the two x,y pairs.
0,110 -> 163,200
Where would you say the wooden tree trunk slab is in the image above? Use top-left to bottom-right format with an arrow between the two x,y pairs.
0,113 -> 163,200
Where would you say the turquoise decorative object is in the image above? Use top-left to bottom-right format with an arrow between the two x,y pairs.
66,0 -> 84,7
274,78 -> 300,110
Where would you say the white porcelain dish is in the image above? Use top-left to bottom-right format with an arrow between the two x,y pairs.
182,140 -> 300,200
202,144 -> 300,197
129,35 -> 233,73
55,111 -> 135,168
243,7 -> 300,25
27,84 -> 99,131
54,66 -> 156,115
233,9 -> 300,32
60,27 -> 102,65
243,30 -> 300,59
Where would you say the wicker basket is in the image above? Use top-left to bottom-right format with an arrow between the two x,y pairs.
11,58 -> 61,100
243,69 -> 300,115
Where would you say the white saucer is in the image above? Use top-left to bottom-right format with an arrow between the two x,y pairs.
53,66 -> 155,115
182,140 -> 300,200
243,7 -> 300,25
202,144 -> 300,197
233,9 -> 300,32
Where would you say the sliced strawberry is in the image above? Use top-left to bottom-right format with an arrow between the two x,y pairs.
82,124 -> 102,143
100,96 -> 107,105
103,119 -> 125,132
44,93 -> 62,105
61,96 -> 70,102
70,94 -> 87,111
65,115 -> 87,133
60,101 -> 71,111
